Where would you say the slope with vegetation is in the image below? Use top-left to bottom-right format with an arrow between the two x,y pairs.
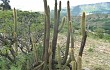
0,10 -> 44,70
0,0 -> 110,70
72,14 -> 110,41
0,0 -> 88,70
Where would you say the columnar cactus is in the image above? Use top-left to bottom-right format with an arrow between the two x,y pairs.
62,0 -> 71,64
13,8 -> 18,55
77,12 -> 87,70
31,0 -> 87,70
42,0 -> 87,70
43,0 -> 50,69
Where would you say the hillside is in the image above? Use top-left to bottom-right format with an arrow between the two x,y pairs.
51,2 -> 110,16
72,2 -> 110,15
72,14 -> 110,34
0,9 -> 110,70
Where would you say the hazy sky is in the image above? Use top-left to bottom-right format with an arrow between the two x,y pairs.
9,0 -> 110,12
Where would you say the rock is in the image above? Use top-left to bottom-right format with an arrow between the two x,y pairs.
82,67 -> 90,70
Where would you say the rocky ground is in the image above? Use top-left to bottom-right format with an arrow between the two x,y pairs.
57,34 -> 110,70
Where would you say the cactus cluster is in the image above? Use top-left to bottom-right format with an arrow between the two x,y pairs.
5,0 -> 87,70
41,0 -> 87,70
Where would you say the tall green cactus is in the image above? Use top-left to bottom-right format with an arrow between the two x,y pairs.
62,0 -> 71,64
43,0 -> 50,69
57,44 -> 62,70
58,16 -> 66,32
52,0 -> 61,60
1,0 -> 88,70
48,42 -> 52,70
77,12 -> 87,70
81,12 -> 86,36
72,61 -> 76,70
13,8 -> 18,55
51,0 -> 62,69
77,56 -> 82,70
79,12 -> 87,57
41,0 -> 87,70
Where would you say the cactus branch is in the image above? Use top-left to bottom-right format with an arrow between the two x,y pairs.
13,8 -> 18,55
48,42 -> 52,70
81,12 -> 86,36
43,0 -> 50,69
77,56 -> 82,70
58,17 -> 66,32
79,12 -> 87,57
57,44 -> 62,69
62,1 -> 71,64
52,0 -> 58,60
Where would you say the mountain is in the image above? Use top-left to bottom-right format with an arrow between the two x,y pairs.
51,2 -> 110,16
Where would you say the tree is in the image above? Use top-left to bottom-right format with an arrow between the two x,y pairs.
0,0 -> 11,10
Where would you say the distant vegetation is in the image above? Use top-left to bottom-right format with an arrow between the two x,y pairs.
72,14 -> 110,41
51,2 -> 110,16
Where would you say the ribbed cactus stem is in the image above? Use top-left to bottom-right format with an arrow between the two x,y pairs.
70,48 -> 76,61
48,42 -> 52,57
72,61 -> 76,70
79,12 -> 87,57
43,0 -> 50,69
57,44 -> 61,69
48,5 -> 50,16
70,48 -> 76,70
67,1 -> 71,21
59,1 -> 61,11
48,42 -> 52,70
81,12 -> 86,36
77,56 -> 82,70
13,8 -> 18,55
58,17 -> 66,32
77,12 -> 87,70
69,21 -> 74,48
43,0 -> 48,16
52,0 -> 58,60
69,21 -> 75,61
52,1 -> 62,69
62,0 -> 71,64
42,14 -> 46,60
